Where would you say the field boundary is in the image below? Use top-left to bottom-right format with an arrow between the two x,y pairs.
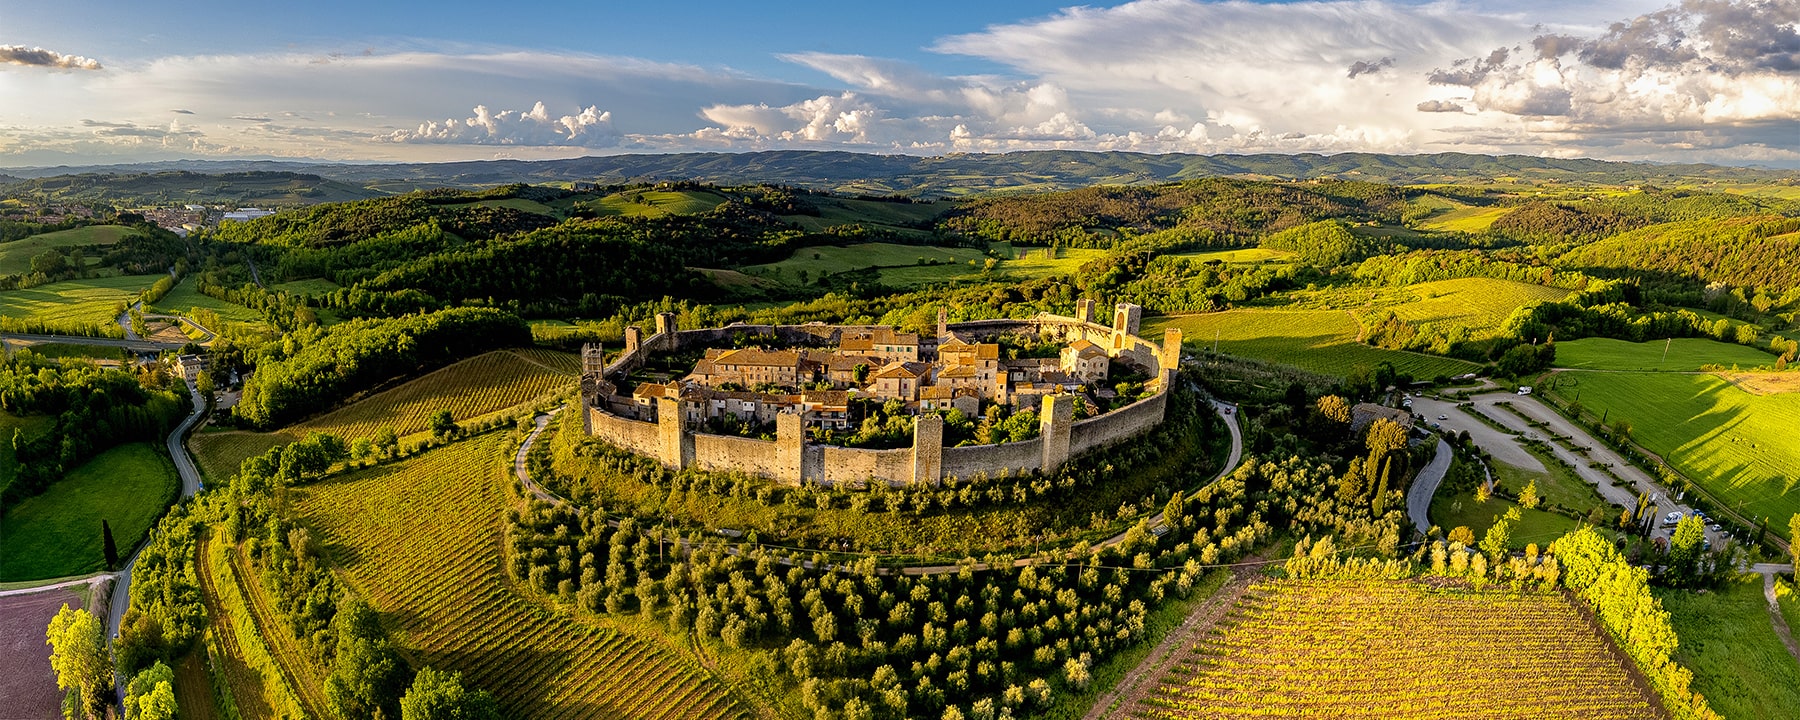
225,541 -> 337,719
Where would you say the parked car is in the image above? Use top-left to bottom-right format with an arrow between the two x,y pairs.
1662,511 -> 1683,527
1517,386 -> 1533,395
1437,414 -> 1448,420
1708,523 -> 1722,532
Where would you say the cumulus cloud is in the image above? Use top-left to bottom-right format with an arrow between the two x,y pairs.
1,1 -> 1796,166
385,102 -> 620,147
0,45 -> 102,70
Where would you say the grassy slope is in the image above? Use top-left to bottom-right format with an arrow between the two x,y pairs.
0,225 -> 137,275
1555,337 -> 1779,371
745,243 -> 987,280
1555,371 -> 1800,523
150,277 -> 267,326
1373,278 -> 1570,335
576,189 -> 726,218
294,435 -> 744,720
1658,573 -> 1800,719
0,412 -> 53,494
1417,203 -> 1511,232
1166,247 -> 1295,263
0,443 -> 178,581
13,342 -> 124,361
270,278 -> 342,296
0,274 -> 163,326
190,348 -> 575,482
1143,309 -> 1479,379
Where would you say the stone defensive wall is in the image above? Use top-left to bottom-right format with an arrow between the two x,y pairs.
582,304 -> 1181,486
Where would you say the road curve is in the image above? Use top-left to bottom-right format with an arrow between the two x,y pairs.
512,398 -> 1247,575
108,383 -> 207,641
1406,438 -> 1453,536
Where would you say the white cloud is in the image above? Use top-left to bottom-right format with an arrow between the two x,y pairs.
0,45 -> 102,70
385,102 -> 619,146
0,1 -> 1794,166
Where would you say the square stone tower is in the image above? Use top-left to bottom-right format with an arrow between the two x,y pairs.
1039,394 -> 1075,474
624,326 -> 643,355
912,413 -> 944,485
581,343 -> 606,376
1075,298 -> 1097,324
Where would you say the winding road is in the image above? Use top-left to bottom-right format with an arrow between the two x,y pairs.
1406,438 -> 1453,536
512,398 -> 1246,576
108,383 -> 208,639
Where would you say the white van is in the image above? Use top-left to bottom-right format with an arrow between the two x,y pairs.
1516,386 -> 1533,395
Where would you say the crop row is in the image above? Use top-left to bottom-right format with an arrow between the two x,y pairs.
295,436 -> 742,720
1144,579 -> 1659,720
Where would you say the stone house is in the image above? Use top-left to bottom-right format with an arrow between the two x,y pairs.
869,361 -> 932,401
919,385 -> 981,417
1060,339 -> 1109,382
840,327 -> 920,363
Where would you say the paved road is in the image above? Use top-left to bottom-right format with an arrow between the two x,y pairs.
513,399 -> 1247,576
1410,395 -> 1544,472
1436,392 -> 1725,548
1750,563 -> 1800,664
514,409 -> 565,503
1405,438 -> 1452,535
0,332 -> 188,353
107,383 -> 207,642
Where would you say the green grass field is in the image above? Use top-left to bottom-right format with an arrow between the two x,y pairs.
993,246 -> 1108,281
746,243 -> 989,285
1551,371 -> 1800,524
573,190 -> 727,218
1658,573 -> 1800,719
1416,203 -> 1511,232
0,412 -> 53,494
0,443 -> 178,581
1144,309 -> 1480,379
270,278 -> 342,296
1374,278 -> 1570,334
1488,445 -> 1616,516
1429,492 -> 1589,549
0,225 -> 139,275
1554,337 -> 1780,371
191,349 -> 576,482
150,278 -> 266,327
1166,247 -> 1294,263
0,274 -> 162,327
12,342 -> 124,361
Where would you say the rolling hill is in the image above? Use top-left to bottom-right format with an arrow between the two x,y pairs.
5,151 -> 1796,201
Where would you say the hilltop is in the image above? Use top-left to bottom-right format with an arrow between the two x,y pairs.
4,151 -> 1796,202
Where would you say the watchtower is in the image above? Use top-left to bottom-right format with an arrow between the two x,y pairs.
1039,394 -> 1075,474
581,343 -> 606,376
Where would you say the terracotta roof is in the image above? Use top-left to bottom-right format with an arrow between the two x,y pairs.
714,348 -> 804,367
871,361 -> 930,380
843,327 -> 919,348
920,385 -> 979,400
1065,341 -> 1107,359
938,364 -> 980,379
633,381 -> 674,398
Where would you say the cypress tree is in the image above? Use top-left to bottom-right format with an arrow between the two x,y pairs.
101,520 -> 119,570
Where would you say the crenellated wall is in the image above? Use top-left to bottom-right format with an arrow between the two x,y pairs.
581,309 -> 1179,486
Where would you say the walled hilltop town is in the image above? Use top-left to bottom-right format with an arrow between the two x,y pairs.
579,300 -> 1182,486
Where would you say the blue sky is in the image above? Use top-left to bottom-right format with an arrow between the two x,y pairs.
1,0 -> 1796,166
